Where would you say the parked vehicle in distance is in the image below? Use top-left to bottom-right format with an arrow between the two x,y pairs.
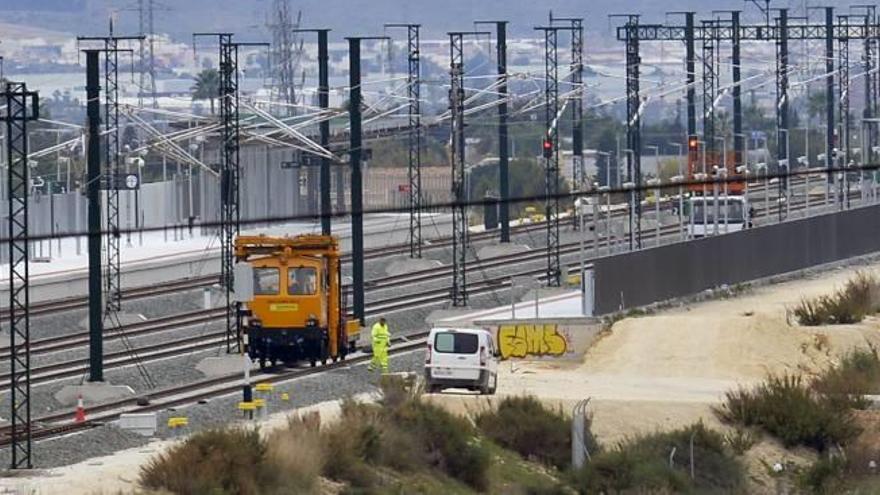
687,195 -> 750,238
424,327 -> 498,395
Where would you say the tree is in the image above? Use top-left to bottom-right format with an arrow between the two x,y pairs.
191,69 -> 220,114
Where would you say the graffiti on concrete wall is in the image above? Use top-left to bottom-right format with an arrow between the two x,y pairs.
497,324 -> 569,360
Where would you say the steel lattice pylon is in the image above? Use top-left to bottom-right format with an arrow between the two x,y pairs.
775,10 -> 789,221
105,38 -> 122,312
387,24 -> 423,258
863,11 -> 876,164
702,20 -> 717,155
623,16 -> 642,250
406,26 -> 422,259
220,36 -> 241,353
4,81 -> 39,469
194,33 -> 268,352
838,21 -> 850,209
550,15 -> 585,190
449,32 -> 468,306
570,21 -> 584,190
538,26 -> 561,286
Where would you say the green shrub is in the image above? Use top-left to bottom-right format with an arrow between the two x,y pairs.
390,397 -> 492,491
571,422 -> 744,494
798,455 -> 849,495
713,374 -> 859,451
321,390 -> 492,492
139,427 -> 271,495
476,395 -> 588,471
813,346 -> 880,405
321,399 -> 382,489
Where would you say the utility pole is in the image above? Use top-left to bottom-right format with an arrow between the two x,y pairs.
85,50 -> 104,383
385,23 -> 423,257
293,29 -> 331,236
475,21 -> 510,243
448,31 -> 489,306
78,26 -> 144,315
806,6 -> 836,200
193,33 -> 269,352
347,36 -> 389,322
714,10 -> 744,170
4,81 -> 39,470
853,6 -> 876,165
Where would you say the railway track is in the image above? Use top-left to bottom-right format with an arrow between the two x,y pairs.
0,176 -> 869,446
0,332 -> 431,447
0,186 -> 854,369
0,217 -> 554,322
0,223 -> 633,389
3,175 -> 822,323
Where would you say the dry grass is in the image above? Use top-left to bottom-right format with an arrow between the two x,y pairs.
791,272 -> 880,326
266,412 -> 326,493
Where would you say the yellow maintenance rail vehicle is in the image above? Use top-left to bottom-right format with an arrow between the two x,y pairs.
233,234 -> 361,369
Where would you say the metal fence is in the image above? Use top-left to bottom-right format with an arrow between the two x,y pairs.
594,203 -> 880,315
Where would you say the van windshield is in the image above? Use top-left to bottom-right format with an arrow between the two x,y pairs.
434,332 -> 479,354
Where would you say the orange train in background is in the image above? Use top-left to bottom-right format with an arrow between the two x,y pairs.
686,136 -> 746,195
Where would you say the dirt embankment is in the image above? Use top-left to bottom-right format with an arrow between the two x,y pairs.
432,264 -> 880,443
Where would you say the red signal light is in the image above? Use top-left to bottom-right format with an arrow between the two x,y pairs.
542,138 -> 553,159
688,136 -> 699,150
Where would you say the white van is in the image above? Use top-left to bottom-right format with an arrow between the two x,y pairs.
424,327 -> 498,395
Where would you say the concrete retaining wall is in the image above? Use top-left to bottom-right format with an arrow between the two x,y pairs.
594,203 -> 880,315
474,317 -> 602,361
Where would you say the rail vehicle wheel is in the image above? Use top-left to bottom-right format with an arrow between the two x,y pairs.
270,358 -> 278,368
309,357 -> 317,368
259,356 -> 267,370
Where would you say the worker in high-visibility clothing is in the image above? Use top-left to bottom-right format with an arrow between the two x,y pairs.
368,316 -> 390,373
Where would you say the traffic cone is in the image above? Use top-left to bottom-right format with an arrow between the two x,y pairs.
74,394 -> 86,423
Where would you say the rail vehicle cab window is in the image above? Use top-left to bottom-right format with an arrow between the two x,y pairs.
692,200 -> 745,224
253,267 -> 280,295
434,331 -> 479,354
288,267 -> 318,295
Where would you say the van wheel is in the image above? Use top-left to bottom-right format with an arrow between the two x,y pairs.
479,375 -> 493,395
